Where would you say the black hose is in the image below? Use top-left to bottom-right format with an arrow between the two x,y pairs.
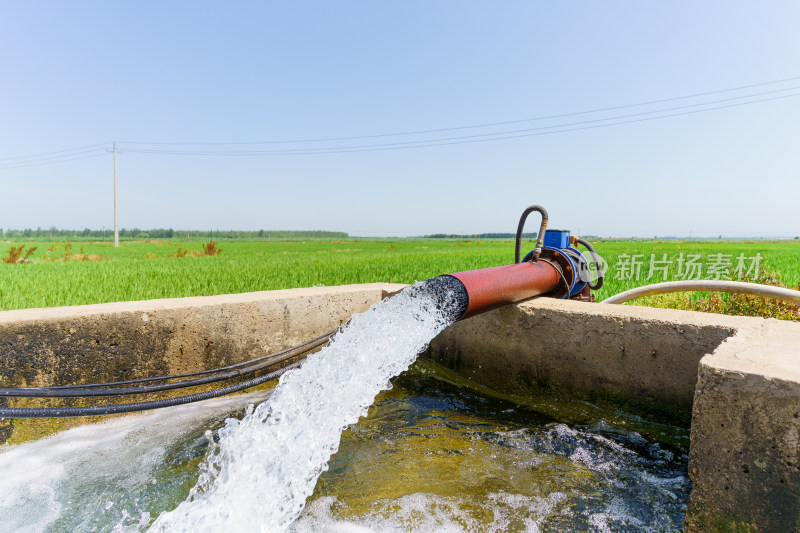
41,330 -> 333,390
0,338 -> 324,398
0,361 -> 302,419
515,205 -> 548,263
0,332 -> 333,397
574,237 -> 604,290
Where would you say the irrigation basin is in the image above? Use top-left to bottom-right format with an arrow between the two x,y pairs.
0,359 -> 690,532
2,283 -> 800,530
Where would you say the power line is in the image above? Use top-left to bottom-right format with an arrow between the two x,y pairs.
1,75 -> 798,167
0,150 -> 107,170
121,90 -> 800,156
0,143 -> 110,163
118,75 -> 800,146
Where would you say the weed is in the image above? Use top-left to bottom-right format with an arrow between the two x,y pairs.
3,245 -> 37,264
4,246 -> 24,264
701,270 -> 799,321
62,241 -> 73,262
4,246 -> 23,263
642,269 -> 799,321
202,240 -> 222,256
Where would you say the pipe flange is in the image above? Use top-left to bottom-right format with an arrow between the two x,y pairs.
538,248 -> 574,299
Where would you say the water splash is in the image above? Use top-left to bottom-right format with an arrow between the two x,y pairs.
150,279 -> 466,532
0,391 -> 267,533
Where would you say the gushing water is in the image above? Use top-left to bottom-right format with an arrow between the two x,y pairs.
0,278 -> 690,531
149,279 -> 467,532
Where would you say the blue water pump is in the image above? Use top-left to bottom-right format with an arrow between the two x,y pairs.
522,228 -> 599,300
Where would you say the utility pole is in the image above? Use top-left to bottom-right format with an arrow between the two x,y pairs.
112,143 -> 119,247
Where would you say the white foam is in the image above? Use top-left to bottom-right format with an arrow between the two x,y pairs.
150,282 -> 460,532
0,392 -> 267,532
289,492 -> 567,533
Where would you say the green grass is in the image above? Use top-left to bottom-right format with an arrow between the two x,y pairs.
0,238 -> 798,313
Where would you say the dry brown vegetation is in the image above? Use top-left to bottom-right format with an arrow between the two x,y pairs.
201,240 -> 221,256
169,241 -> 222,258
2,245 -> 37,264
641,269 -> 800,321
41,242 -> 105,262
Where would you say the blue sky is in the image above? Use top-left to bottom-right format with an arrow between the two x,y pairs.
1,1 -> 798,237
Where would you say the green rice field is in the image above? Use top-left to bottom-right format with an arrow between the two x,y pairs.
1,238 -> 798,312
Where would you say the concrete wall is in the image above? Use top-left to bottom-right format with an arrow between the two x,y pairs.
428,298 -> 742,423
0,283 -> 404,389
0,283 -> 404,443
1,284 -> 799,530
686,319 -> 800,532
428,297 -> 800,532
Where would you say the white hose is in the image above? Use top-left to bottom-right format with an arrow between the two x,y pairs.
602,280 -> 800,305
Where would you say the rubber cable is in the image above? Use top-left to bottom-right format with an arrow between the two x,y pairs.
0,361 -> 302,419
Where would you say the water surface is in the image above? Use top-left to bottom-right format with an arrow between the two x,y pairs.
0,360 -> 689,532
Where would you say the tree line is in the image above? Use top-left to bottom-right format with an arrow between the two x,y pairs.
422,232 -> 538,239
0,228 -> 349,240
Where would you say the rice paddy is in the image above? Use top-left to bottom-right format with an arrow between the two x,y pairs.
1,238 -> 798,312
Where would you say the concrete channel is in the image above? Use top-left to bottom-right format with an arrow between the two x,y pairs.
1,282 -> 798,531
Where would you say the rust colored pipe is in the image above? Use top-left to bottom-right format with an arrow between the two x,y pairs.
446,261 -> 561,319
